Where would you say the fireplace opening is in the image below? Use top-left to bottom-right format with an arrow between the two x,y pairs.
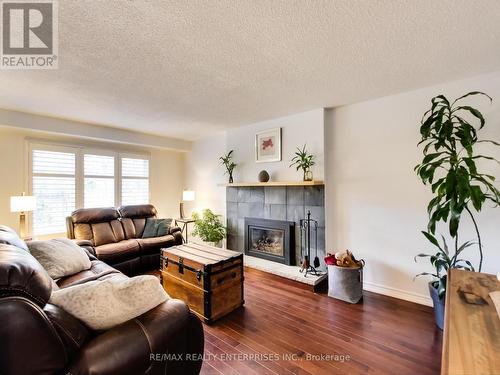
244,218 -> 295,265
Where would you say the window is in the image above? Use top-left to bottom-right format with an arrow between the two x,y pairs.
32,149 -> 76,235
121,157 -> 150,205
29,143 -> 150,235
84,154 -> 115,208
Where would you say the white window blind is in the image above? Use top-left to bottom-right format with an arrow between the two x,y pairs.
84,154 -> 115,208
32,150 -> 76,235
121,157 -> 149,205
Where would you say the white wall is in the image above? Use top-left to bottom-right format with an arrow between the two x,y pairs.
183,132 -> 227,217
325,71 -> 500,305
226,109 -> 325,182
183,109 -> 326,214
0,127 -> 185,238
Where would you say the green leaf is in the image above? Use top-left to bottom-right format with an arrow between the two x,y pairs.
445,171 -> 456,196
462,157 -> 477,175
477,139 -> 500,146
469,185 -> 485,211
414,272 -> 438,280
452,91 -> 492,105
440,235 -> 449,255
421,231 -> 441,250
432,94 -> 450,105
422,152 -> 445,164
449,215 -> 460,237
437,278 -> 447,299
456,106 -> 485,128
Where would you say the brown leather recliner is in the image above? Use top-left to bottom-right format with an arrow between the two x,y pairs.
66,204 -> 183,275
0,225 -> 204,375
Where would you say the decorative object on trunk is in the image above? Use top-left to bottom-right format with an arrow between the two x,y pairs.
299,210 -> 321,276
414,91 -> 499,329
220,150 -> 237,183
192,209 -> 226,245
255,128 -> 281,163
258,170 -> 270,182
290,144 -> 315,181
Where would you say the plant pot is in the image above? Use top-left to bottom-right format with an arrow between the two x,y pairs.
429,282 -> 445,330
205,240 -> 223,248
303,170 -> 313,181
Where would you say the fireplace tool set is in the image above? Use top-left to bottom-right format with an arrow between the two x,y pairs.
299,210 -> 322,277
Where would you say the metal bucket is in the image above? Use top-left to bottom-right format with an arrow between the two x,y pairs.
327,264 -> 363,304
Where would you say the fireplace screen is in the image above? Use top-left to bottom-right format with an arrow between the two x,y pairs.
249,228 -> 284,257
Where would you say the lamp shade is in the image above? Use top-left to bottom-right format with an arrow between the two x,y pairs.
182,190 -> 195,202
10,195 -> 37,213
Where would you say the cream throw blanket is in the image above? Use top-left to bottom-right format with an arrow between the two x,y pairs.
50,274 -> 169,330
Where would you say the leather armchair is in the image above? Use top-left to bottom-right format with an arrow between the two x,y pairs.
0,226 -> 204,375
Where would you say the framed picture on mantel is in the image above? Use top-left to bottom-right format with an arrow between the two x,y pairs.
255,127 -> 281,163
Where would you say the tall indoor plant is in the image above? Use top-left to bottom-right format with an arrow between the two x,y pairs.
414,91 -> 499,329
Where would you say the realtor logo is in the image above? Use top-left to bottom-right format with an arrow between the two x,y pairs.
1,0 -> 58,69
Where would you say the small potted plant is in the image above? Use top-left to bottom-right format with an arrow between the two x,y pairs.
192,209 -> 226,248
220,150 -> 237,183
290,144 -> 316,181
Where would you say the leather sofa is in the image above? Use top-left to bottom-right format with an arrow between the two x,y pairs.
66,204 -> 182,275
0,225 -> 204,375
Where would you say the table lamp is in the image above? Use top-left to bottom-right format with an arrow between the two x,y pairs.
180,190 -> 195,219
10,193 -> 36,239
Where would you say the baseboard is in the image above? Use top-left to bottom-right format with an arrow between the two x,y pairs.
363,281 -> 433,307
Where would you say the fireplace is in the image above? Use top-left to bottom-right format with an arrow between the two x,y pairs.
244,218 -> 295,265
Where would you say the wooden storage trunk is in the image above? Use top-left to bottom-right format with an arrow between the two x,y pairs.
161,243 -> 244,324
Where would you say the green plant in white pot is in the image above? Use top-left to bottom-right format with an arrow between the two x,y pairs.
414,92 -> 499,329
192,209 -> 226,248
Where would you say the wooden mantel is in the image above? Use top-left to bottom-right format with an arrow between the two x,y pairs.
217,181 -> 324,187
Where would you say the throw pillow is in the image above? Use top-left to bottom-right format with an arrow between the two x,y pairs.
156,218 -> 173,236
142,218 -> 157,238
49,274 -> 169,330
28,238 -> 92,279
142,218 -> 172,238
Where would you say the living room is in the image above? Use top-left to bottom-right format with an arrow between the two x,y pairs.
1,1 -> 499,375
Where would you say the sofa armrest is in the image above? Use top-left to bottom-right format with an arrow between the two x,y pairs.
67,299 -> 204,375
169,227 -> 183,245
73,239 -> 93,247
169,226 -> 181,235
71,240 -> 97,259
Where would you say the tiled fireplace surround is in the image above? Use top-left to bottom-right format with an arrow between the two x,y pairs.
226,186 -> 325,268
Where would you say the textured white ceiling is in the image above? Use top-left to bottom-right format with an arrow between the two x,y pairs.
1,0 -> 500,141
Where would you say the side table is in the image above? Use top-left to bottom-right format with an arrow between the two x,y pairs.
175,218 -> 195,243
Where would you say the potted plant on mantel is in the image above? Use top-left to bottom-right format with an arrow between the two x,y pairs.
220,150 -> 237,183
414,91 -> 500,329
290,144 -> 316,181
192,209 -> 226,248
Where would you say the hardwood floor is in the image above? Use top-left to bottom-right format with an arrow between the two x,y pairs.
199,267 -> 442,375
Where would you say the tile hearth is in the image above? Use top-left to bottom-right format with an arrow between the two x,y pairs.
243,254 -> 327,287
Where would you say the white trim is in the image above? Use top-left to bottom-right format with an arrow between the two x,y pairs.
363,281 -> 433,307
0,108 -> 191,152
